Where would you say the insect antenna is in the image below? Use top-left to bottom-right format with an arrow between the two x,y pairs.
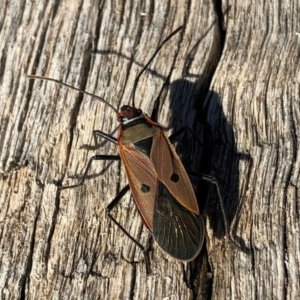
27,75 -> 118,113
131,25 -> 183,108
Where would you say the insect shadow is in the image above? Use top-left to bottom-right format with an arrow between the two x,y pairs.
168,78 -> 251,243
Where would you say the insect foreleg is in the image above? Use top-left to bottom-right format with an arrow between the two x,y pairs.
93,130 -> 117,145
61,155 -> 120,189
106,184 -> 151,273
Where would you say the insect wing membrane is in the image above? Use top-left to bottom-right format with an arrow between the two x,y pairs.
153,182 -> 205,260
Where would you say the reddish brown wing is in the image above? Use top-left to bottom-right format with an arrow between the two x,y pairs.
150,131 -> 199,214
118,144 -> 157,230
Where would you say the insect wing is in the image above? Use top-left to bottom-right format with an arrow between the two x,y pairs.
150,130 -> 199,214
119,144 -> 157,230
147,130 -> 204,260
153,182 -> 205,260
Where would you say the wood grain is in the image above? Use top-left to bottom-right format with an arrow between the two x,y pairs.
0,0 -> 299,299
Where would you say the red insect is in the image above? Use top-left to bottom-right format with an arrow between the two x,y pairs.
115,104 -> 205,262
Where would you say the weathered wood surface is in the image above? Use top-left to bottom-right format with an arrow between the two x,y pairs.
0,0 -> 299,299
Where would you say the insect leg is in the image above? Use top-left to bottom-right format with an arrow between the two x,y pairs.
150,98 -> 160,122
169,126 -> 203,145
106,185 -> 151,273
93,130 -> 117,145
60,130 -> 119,189
61,155 -> 120,189
187,171 -> 250,253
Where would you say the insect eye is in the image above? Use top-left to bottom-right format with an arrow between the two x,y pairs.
170,173 -> 179,182
117,116 -> 124,122
122,105 -> 131,111
141,184 -> 150,193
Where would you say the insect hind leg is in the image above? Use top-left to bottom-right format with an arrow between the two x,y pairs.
106,184 -> 151,273
168,128 -> 249,252
187,171 -> 250,253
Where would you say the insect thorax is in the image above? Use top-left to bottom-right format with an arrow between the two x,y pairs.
121,117 -> 161,145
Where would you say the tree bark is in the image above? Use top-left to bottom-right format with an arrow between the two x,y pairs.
0,0 -> 298,299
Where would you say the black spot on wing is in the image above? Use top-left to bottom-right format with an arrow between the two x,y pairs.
153,182 -> 205,261
170,173 -> 179,182
141,184 -> 150,193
